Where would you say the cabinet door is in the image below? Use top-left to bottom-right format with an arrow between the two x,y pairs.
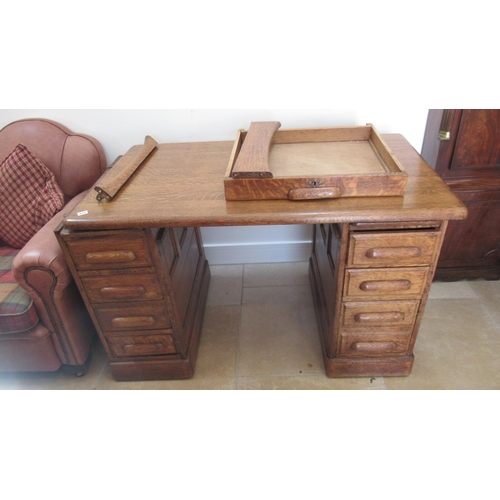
425,110 -> 500,180
450,110 -> 500,173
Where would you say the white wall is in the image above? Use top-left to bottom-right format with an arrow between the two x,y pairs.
0,109 -> 429,264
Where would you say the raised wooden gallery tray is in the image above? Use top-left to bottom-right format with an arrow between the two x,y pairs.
224,122 -> 408,201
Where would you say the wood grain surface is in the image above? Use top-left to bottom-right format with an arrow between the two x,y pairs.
64,134 -> 467,230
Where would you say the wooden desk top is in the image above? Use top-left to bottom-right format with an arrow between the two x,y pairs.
64,134 -> 467,230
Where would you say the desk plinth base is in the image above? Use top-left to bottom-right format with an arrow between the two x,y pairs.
109,260 -> 211,382
323,355 -> 414,378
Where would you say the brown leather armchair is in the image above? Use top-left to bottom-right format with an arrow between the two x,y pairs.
0,118 -> 107,375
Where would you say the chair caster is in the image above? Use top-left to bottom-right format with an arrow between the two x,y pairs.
61,352 -> 92,377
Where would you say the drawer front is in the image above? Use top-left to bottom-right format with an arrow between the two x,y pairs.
348,231 -> 439,268
341,300 -> 419,329
338,330 -> 411,358
344,267 -> 430,300
107,332 -> 176,358
67,232 -> 152,270
94,302 -> 171,332
81,273 -> 163,303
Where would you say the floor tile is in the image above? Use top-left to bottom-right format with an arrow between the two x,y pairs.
468,279 -> 500,327
0,337 -> 108,390
428,280 -> 479,300
243,262 -> 310,288
206,265 -> 243,306
237,374 -> 386,390
237,285 -> 324,377
385,297 -> 500,390
96,305 -> 241,389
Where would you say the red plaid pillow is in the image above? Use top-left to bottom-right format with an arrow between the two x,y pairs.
0,144 -> 65,248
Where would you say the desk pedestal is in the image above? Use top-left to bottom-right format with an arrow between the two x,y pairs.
57,226 -> 210,381
309,221 -> 446,377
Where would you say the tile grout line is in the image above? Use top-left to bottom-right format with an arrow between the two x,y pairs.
234,265 -> 246,390
93,357 -> 109,390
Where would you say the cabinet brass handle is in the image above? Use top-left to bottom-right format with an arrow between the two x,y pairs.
438,109 -> 453,141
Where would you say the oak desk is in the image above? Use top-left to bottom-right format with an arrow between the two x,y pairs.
57,135 -> 467,381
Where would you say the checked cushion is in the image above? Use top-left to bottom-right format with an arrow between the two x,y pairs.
0,247 -> 39,334
0,144 -> 64,248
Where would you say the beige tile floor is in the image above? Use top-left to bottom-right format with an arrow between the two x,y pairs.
1,262 -> 500,390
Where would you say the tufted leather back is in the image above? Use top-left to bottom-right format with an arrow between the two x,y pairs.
0,118 -> 107,201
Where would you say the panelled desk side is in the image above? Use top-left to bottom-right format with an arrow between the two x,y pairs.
57,135 -> 467,381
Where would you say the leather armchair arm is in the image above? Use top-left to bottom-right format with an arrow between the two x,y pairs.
12,191 -> 87,290
11,191 -> 95,365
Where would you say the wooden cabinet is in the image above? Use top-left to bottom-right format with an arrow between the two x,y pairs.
422,110 -> 500,281
57,227 -> 210,381
310,221 -> 446,377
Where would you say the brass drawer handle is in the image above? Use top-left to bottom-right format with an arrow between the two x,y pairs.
111,316 -> 156,328
365,246 -> 421,260
359,280 -> 412,292
354,311 -> 404,323
86,250 -> 136,264
99,286 -> 146,298
350,341 -> 397,352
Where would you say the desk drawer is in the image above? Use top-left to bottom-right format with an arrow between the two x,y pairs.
348,231 -> 439,268
344,267 -> 429,300
66,231 -> 152,270
338,330 -> 411,358
81,273 -> 163,303
341,300 -> 419,329
107,332 -> 176,358
94,302 -> 171,332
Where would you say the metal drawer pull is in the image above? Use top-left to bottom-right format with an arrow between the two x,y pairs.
111,316 -> 156,328
99,286 -> 146,298
86,250 -> 136,264
360,280 -> 412,292
365,246 -> 421,260
350,341 -> 397,352
354,311 -> 404,323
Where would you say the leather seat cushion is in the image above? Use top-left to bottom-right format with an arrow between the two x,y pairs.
0,247 -> 39,334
